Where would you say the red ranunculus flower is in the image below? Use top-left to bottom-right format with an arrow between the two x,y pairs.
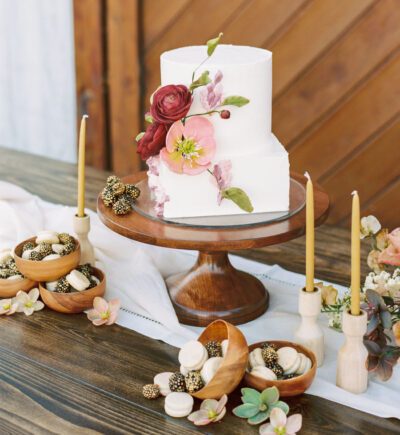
150,84 -> 192,124
137,122 -> 168,160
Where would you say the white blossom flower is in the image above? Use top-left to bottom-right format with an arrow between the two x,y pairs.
15,288 -> 44,316
360,215 -> 381,239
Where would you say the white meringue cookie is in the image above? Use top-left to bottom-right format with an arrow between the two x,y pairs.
42,254 -> 61,261
66,270 -> 90,291
154,372 -> 173,396
178,341 -> 208,370
164,392 -> 193,417
200,356 -> 223,384
249,348 -> 265,369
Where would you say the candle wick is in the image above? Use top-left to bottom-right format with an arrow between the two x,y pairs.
83,114 -> 89,119
304,171 -> 311,180
351,190 -> 358,196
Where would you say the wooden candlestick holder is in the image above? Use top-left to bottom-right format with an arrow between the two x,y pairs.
336,309 -> 368,394
73,214 -> 95,266
294,287 -> 324,367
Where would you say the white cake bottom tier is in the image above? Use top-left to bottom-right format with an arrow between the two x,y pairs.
159,136 -> 290,218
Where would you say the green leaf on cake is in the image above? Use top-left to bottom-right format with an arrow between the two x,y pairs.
221,96 -> 250,107
206,32 -> 223,56
189,70 -> 211,91
145,114 -> 154,124
135,132 -> 145,142
221,188 -> 254,213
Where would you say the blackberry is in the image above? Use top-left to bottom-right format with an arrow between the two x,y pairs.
184,371 -> 204,393
101,186 -> 117,207
106,175 -> 121,186
124,184 -> 140,200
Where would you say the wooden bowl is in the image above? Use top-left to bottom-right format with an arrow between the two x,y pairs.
0,276 -> 37,298
192,319 -> 249,400
244,341 -> 317,397
38,267 -> 106,314
14,237 -> 81,282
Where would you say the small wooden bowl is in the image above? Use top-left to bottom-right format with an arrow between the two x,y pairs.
14,237 -> 81,282
244,341 -> 316,397
38,267 -> 106,314
0,276 -> 37,298
192,319 -> 249,400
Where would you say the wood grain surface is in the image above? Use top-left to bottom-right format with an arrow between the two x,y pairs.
0,147 -> 399,434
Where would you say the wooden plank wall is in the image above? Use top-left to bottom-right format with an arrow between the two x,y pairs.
74,0 -> 400,228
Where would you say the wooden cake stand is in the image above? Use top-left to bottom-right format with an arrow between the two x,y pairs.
97,172 -> 329,326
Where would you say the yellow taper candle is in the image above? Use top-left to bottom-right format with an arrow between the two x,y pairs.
77,114 -> 89,218
351,190 -> 361,315
305,172 -> 314,292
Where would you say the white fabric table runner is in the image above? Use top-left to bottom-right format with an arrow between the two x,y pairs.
0,181 -> 398,419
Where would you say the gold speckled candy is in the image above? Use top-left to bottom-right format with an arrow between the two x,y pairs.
29,251 -> 43,261
112,199 -> 131,215
37,242 -> 54,257
261,342 -> 278,351
106,175 -> 121,186
22,242 -> 35,253
169,372 -> 186,392
125,184 -> 140,200
184,371 -> 204,393
77,263 -> 93,279
112,182 -> 125,196
101,186 -> 116,207
262,347 -> 278,364
58,233 -> 75,245
205,340 -> 222,358
266,361 -> 284,377
60,243 -> 75,257
142,384 -> 160,399
55,277 -> 71,293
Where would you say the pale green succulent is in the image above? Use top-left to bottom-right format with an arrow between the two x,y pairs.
232,386 -> 289,425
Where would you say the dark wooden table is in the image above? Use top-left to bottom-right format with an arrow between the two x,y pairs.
0,147 -> 398,434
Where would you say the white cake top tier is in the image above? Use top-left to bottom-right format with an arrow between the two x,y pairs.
160,45 -> 273,157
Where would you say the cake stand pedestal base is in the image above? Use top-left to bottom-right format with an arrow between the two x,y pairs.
166,251 -> 269,326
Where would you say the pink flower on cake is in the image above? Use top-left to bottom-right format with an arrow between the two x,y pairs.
150,84 -> 192,124
211,160 -> 232,205
160,116 -> 216,175
0,298 -> 18,315
87,297 -> 120,326
200,70 -> 223,111
147,155 -> 170,216
379,228 -> 400,266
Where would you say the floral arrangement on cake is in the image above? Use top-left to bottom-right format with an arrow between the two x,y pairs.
320,215 -> 400,381
136,33 -> 253,215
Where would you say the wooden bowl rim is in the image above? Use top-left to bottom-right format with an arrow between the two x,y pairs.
0,274 -> 37,297
246,340 -> 316,385
14,236 -> 81,263
194,319 -> 248,395
38,267 -> 105,297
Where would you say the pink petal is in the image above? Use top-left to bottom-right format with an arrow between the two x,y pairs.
24,307 -> 34,316
183,116 -> 214,139
194,137 -> 216,165
8,304 -> 18,315
214,407 -> 226,422
92,318 -> 107,326
166,121 -> 185,152
200,399 -> 218,412
0,309 -> 6,315
108,298 -> 121,313
188,410 -> 208,423
33,301 -> 44,311
93,297 -> 108,314
160,147 -> 184,174
194,419 -> 213,426
216,394 -> 228,414
286,414 -> 303,434
378,244 -> 400,266
259,423 -> 276,435
28,288 -> 39,302
182,160 -> 210,175
105,311 -> 118,325
388,228 -> 400,251
16,291 -> 28,305
87,309 -> 100,321
270,407 -> 287,428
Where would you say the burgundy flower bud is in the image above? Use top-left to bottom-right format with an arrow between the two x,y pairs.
220,110 -> 230,119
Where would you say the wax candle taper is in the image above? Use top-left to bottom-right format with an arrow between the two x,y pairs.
351,190 -> 360,315
305,172 -> 314,292
77,114 -> 89,218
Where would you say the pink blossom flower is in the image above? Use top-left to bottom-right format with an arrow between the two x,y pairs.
200,70 -> 223,111
160,116 -> 216,175
379,228 -> 400,266
0,298 -> 18,315
188,394 -> 227,426
211,160 -> 232,205
87,297 -> 120,326
15,288 -> 44,316
259,408 -> 302,435
147,155 -> 170,216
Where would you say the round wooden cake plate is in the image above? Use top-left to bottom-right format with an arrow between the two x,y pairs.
97,172 -> 329,326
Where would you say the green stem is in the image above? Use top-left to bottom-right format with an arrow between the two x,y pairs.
191,56 -> 210,83
183,110 -> 221,121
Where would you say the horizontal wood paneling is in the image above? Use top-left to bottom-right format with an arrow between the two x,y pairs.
74,0 -> 400,228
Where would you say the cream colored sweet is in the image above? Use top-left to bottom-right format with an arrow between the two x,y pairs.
66,270 -> 90,291
158,44 -> 290,218
42,254 -> 61,261
0,249 -> 13,263
36,231 -> 59,245
221,339 -> 229,357
277,346 -> 298,372
249,348 -> 265,369
164,392 -> 194,417
200,356 -> 223,384
178,341 -> 208,371
154,372 -> 173,396
251,366 -> 277,381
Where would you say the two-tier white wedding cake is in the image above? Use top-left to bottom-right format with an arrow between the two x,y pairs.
141,43 -> 290,219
